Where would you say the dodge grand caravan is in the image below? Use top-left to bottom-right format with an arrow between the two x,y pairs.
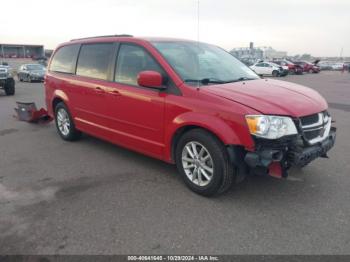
45,35 -> 336,196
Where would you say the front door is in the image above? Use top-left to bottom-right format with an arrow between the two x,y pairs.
103,43 -> 166,158
253,63 -> 265,75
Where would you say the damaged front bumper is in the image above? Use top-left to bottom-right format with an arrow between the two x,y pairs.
243,127 -> 336,178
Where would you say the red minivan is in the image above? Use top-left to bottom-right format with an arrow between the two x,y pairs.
45,35 -> 336,196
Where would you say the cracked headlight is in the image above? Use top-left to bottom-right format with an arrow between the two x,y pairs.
245,115 -> 298,139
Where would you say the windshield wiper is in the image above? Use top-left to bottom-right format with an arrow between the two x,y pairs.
184,78 -> 228,85
184,77 -> 257,85
223,77 -> 257,83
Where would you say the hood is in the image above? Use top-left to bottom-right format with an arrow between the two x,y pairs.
204,79 -> 327,117
30,70 -> 45,74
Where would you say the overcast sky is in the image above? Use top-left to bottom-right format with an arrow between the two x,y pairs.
1,0 -> 349,56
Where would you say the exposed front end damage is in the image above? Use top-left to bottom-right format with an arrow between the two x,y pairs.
245,127 -> 336,178
231,111 -> 336,179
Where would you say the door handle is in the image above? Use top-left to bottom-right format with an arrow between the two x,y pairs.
95,86 -> 104,92
95,86 -> 105,95
110,90 -> 121,96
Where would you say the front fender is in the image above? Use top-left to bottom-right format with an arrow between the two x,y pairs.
164,112 -> 255,162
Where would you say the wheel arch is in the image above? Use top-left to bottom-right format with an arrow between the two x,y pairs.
51,90 -> 70,115
170,125 -> 212,164
165,112 -> 248,163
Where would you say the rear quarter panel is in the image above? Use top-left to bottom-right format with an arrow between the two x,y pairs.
45,72 -> 76,117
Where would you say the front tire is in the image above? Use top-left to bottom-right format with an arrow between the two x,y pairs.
175,129 -> 235,196
4,78 -> 15,96
272,70 -> 279,77
54,102 -> 81,141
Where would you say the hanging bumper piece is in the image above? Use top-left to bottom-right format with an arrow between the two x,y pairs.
14,101 -> 53,123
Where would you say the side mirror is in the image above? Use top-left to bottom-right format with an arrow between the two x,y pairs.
137,71 -> 164,89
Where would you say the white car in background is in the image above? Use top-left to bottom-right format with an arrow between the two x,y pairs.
331,63 -> 344,71
250,61 -> 283,77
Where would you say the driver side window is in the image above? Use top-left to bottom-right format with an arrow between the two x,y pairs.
115,44 -> 164,86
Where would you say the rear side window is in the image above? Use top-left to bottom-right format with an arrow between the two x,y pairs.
50,45 -> 80,74
115,44 -> 164,86
76,43 -> 114,80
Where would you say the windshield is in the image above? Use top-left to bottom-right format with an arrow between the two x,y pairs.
151,41 -> 259,85
27,64 -> 45,71
270,62 -> 281,67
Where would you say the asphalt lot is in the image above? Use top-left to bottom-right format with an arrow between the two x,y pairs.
0,71 -> 349,255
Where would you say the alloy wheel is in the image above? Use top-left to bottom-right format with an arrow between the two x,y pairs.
56,108 -> 71,136
181,141 -> 214,187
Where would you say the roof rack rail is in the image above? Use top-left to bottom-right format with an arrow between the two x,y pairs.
70,34 -> 133,41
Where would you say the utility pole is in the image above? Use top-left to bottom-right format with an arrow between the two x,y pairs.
1,45 -> 4,61
340,47 -> 343,61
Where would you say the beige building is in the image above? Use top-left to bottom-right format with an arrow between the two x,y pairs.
260,47 -> 288,59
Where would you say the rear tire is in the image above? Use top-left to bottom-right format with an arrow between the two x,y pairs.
54,102 -> 82,141
4,78 -> 15,96
272,70 -> 279,77
175,129 -> 235,196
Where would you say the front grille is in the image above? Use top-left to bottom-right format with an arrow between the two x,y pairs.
0,72 -> 7,78
300,111 -> 331,144
300,113 -> 319,126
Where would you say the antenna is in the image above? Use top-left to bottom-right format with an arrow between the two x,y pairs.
196,0 -> 200,91
197,0 -> 200,44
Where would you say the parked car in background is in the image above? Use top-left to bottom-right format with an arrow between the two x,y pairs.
0,61 -> 9,67
294,61 -> 320,73
331,63 -> 344,71
318,61 -> 334,71
274,60 -> 304,74
0,65 -> 15,95
269,60 -> 289,76
18,64 -> 46,82
0,61 -> 14,74
317,61 -> 347,71
250,61 -> 284,77
344,62 -> 350,72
